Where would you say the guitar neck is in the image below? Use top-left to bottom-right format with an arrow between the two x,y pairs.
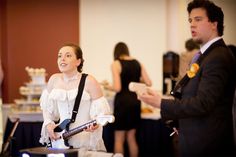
62,120 -> 97,140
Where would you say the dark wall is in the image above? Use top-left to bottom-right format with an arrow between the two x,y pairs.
0,0 -> 79,103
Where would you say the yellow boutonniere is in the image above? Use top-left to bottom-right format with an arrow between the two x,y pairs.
187,63 -> 200,78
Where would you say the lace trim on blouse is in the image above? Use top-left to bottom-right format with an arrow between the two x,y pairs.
39,88 -> 111,151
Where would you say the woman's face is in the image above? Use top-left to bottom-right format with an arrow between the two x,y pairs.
57,46 -> 80,73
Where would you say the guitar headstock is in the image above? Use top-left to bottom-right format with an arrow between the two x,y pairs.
96,115 -> 115,126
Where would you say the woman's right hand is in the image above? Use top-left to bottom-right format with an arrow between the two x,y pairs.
46,123 -> 60,140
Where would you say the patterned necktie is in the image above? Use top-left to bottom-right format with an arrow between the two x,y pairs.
190,51 -> 201,65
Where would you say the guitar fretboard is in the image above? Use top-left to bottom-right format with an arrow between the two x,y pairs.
62,120 -> 97,140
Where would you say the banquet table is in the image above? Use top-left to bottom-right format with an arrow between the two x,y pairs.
20,147 -> 114,157
103,118 -> 174,157
3,107 -> 174,157
3,118 -> 43,156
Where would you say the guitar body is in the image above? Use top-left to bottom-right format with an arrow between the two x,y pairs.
51,130 -> 70,149
49,115 -> 115,149
50,119 -> 71,149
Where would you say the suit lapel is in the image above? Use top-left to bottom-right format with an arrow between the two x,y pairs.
171,39 -> 227,99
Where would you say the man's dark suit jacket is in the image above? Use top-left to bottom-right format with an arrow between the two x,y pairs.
161,39 -> 236,156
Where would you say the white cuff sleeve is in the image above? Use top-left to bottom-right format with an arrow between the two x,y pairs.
89,96 -> 112,119
39,90 -> 59,145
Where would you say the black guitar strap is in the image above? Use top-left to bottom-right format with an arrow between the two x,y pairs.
64,73 -> 88,148
71,73 -> 88,123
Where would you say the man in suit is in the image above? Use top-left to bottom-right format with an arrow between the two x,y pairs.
138,0 -> 236,156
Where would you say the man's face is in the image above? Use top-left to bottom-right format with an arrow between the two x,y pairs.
188,8 -> 218,45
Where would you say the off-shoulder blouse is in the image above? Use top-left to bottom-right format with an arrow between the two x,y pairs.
39,88 -> 111,151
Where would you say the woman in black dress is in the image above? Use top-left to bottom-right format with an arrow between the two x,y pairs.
103,42 -> 152,157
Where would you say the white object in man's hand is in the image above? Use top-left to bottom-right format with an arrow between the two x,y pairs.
137,88 -> 162,108
128,82 -> 147,95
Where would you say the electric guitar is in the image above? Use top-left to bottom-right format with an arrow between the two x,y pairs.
49,115 -> 115,149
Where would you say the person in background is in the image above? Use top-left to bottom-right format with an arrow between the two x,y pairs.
39,43 -> 111,151
102,42 -> 152,157
178,38 -> 200,79
138,0 -> 236,156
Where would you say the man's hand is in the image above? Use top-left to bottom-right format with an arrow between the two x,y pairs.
138,88 -> 162,108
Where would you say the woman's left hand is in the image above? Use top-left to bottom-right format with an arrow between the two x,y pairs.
84,124 -> 99,132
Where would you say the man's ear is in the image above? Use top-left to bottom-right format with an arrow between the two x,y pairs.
212,21 -> 218,31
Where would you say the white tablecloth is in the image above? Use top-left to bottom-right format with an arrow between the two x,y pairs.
9,111 -> 43,122
20,147 -> 122,157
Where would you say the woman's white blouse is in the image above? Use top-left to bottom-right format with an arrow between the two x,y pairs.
39,88 -> 111,151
